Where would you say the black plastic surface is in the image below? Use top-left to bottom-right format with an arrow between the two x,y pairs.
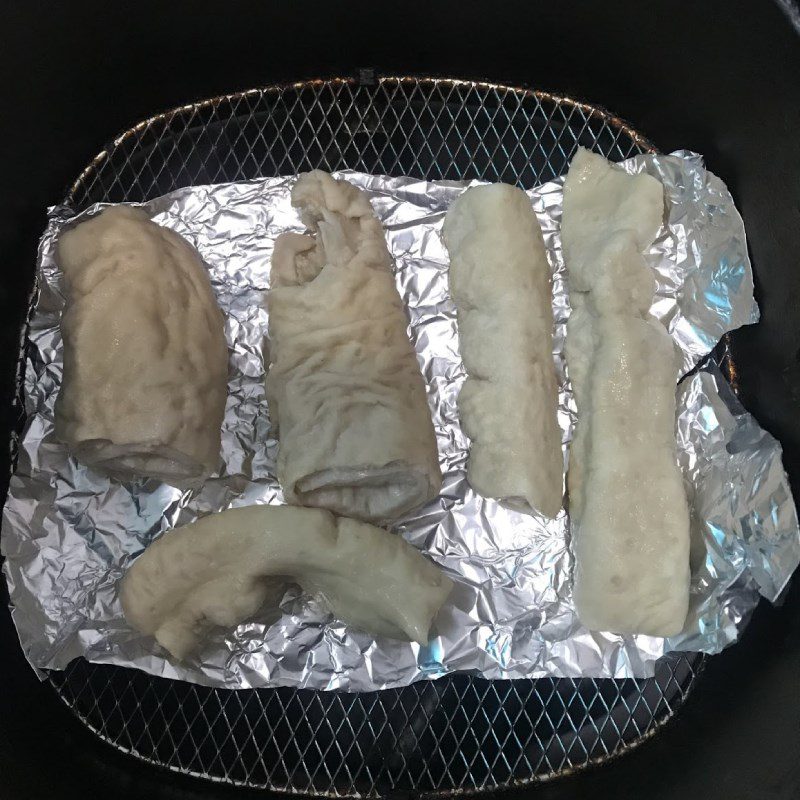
1,1 -> 799,798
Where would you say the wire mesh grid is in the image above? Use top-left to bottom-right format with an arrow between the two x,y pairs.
47,75 -> 707,796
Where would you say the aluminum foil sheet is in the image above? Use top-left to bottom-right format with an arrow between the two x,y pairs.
3,152 -> 797,691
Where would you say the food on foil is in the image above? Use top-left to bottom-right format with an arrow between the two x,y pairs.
563,148 -> 691,637
5,153 -> 780,691
120,504 -> 454,659
266,170 -> 442,524
442,184 -> 563,518
54,206 -> 228,487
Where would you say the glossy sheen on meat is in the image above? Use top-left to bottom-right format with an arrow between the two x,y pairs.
120,504 -> 454,659
442,184 -> 562,517
266,171 -> 441,524
55,207 -> 228,487
563,148 -> 690,637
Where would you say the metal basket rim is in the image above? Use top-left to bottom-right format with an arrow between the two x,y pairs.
51,656 -> 706,798
64,74 -> 656,208
46,74 -> 701,799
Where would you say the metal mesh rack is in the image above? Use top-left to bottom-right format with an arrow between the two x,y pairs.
47,75 -> 706,796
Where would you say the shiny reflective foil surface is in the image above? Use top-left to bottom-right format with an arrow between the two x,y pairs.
3,152 -> 797,691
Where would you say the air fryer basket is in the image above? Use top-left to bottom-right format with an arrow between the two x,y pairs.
43,76 -> 712,797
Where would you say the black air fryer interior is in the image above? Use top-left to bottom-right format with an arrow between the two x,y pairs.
0,2 -> 798,799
